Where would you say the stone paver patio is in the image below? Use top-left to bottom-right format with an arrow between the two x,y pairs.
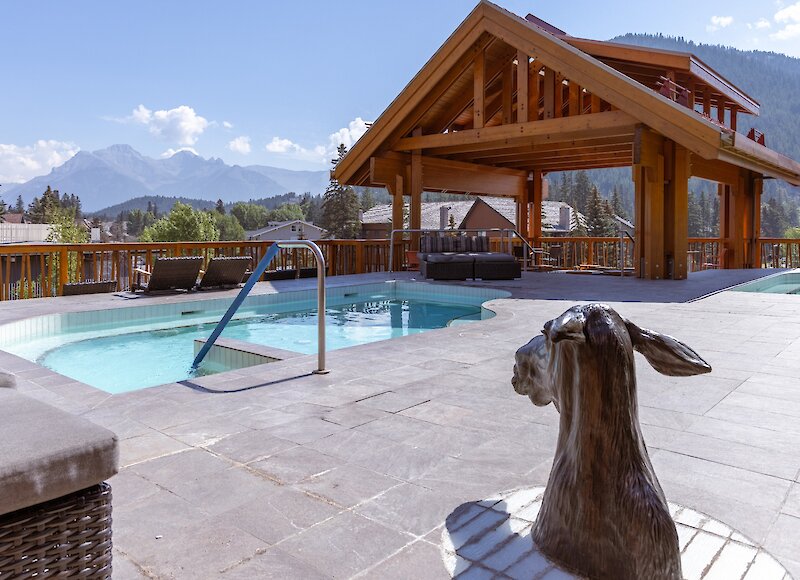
1,269 -> 799,579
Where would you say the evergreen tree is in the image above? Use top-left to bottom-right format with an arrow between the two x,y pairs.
215,199 -> 226,214
448,214 -> 457,230
762,197 -> 790,237
361,189 -> 376,211
573,171 -> 593,215
14,195 -> 24,214
611,186 -> 628,220
320,145 -> 361,239
688,192 -> 703,237
585,186 -> 616,237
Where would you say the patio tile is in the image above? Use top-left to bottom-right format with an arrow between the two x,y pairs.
278,511 -> 411,578
166,466 -> 270,516
207,430 -> 297,464
356,390 -> 431,413
307,428 -> 396,462
250,446 -> 342,485
355,413 -> 440,443
162,413 -> 251,447
764,514 -> 800,564
356,482 -> 460,536
261,416 -> 346,444
298,464 -> 401,508
118,429 -> 191,468
362,539 -> 450,579
216,485 -> 341,545
321,403 -> 388,427
221,547 -> 330,579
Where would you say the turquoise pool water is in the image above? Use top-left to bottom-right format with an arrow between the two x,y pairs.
733,271 -> 800,294
1,282 -> 507,393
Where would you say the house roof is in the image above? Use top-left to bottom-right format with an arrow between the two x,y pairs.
361,196 -> 583,233
246,219 -> 326,238
1,213 -> 25,224
333,1 -> 800,186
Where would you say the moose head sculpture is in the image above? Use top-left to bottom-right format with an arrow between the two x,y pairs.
512,304 -> 711,580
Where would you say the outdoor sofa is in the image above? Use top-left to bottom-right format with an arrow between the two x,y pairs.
418,234 -> 521,280
0,386 -> 118,577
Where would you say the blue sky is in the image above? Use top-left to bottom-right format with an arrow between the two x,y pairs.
2,0 -> 799,184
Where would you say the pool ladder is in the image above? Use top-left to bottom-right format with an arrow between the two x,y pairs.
191,240 -> 329,374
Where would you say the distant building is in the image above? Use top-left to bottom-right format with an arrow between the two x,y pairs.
360,197 -> 589,238
246,220 -> 327,241
1,213 -> 27,224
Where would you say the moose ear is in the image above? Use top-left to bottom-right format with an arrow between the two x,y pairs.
625,320 -> 711,377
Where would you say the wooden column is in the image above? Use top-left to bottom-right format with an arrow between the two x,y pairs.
474,49 -> 485,129
633,128 -> 666,279
517,193 -> 529,240
410,129 -> 423,251
663,142 -> 690,279
502,62 -> 513,125
543,68 -> 556,119
719,182 -> 746,269
516,51 -> 529,123
748,174 -> 763,267
531,170 -> 543,242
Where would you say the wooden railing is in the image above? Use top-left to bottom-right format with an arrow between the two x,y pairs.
0,236 -> 798,300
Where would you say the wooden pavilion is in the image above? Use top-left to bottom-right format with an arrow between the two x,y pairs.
333,1 -> 800,279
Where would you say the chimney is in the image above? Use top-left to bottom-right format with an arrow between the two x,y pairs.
559,206 -> 571,230
440,205 -> 451,229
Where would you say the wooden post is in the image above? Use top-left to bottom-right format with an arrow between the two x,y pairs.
663,142 -> 690,279
633,128 -> 665,279
58,247 -> 68,294
410,129 -> 423,252
474,49 -> 485,129
502,61 -> 513,125
532,170 -> 543,243
543,68 -> 556,119
516,51 -> 529,123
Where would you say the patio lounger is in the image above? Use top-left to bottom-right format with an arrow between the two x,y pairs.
197,256 -> 252,290
133,256 -> 203,292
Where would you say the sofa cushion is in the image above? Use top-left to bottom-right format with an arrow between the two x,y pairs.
425,252 -> 475,263
0,389 -> 119,515
470,252 -> 517,263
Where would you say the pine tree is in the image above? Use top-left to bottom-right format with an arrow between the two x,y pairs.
14,195 -> 24,214
688,192 -> 703,237
611,186 -> 628,220
585,186 -> 616,237
361,189 -> 376,211
320,145 -> 361,239
573,171 -> 592,214
215,199 -> 226,214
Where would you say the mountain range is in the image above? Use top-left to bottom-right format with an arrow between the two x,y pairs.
2,145 -> 329,211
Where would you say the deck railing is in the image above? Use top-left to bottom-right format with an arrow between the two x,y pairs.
0,236 -> 797,300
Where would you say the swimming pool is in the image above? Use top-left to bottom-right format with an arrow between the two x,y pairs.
0,282 -> 508,393
733,270 -> 800,294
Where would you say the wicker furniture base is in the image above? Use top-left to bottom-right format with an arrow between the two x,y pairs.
0,483 -> 112,579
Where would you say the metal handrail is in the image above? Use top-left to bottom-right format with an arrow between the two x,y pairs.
192,239 -> 329,374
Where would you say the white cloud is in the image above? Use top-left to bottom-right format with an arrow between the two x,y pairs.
707,15 -> 734,32
264,117 -> 370,165
0,140 -> 80,183
160,147 -> 198,158
222,121 -> 233,129
228,136 -> 251,155
755,18 -> 772,29
773,1 -> 800,39
128,104 -> 209,146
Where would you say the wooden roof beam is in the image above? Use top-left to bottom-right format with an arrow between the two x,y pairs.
393,110 -> 637,152
370,153 -> 527,196
449,134 -> 633,161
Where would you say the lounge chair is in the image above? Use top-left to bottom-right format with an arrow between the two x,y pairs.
62,279 -> 118,296
197,256 -> 252,290
133,256 -> 203,293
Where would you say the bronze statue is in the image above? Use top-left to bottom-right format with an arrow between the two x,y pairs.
512,304 -> 711,580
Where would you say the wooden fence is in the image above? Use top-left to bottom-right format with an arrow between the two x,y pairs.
0,236 -> 797,300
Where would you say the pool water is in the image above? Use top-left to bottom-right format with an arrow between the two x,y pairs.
33,296 -> 488,393
733,271 -> 800,294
